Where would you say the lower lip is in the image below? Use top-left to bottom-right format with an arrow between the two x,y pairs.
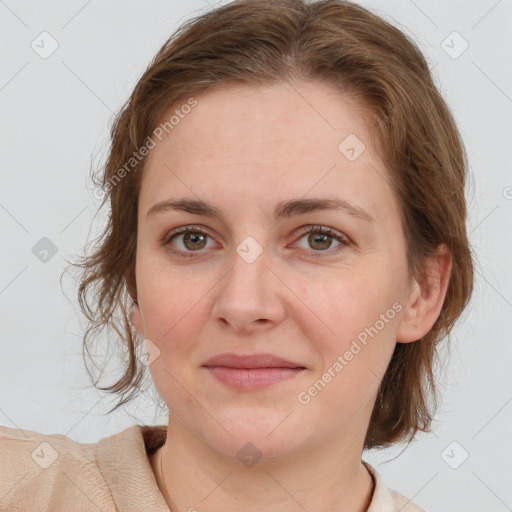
204,366 -> 306,390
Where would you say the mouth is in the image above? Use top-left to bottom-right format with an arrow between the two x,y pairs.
202,352 -> 306,369
202,353 -> 307,390
204,367 -> 307,390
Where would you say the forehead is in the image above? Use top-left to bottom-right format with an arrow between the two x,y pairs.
140,81 -> 393,220
152,80 -> 373,157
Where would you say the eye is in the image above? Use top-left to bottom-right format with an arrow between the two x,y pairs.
162,224 -> 349,259
163,225 -> 217,258
293,225 -> 349,256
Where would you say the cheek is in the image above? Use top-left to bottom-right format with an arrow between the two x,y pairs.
296,267 -> 396,336
140,282 -> 206,404
292,267 -> 401,387
136,258 -> 215,359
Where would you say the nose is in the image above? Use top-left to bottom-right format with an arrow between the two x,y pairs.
211,240 -> 286,334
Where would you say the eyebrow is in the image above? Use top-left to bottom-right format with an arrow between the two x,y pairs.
146,197 -> 374,224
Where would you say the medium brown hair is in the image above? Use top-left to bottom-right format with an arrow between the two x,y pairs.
71,0 -> 474,450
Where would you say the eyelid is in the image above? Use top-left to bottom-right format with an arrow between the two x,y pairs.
161,224 -> 212,244
294,224 -> 350,243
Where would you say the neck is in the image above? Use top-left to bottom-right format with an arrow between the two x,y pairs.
153,416 -> 375,512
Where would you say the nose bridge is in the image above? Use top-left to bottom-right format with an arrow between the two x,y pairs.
226,234 -> 270,297
212,233 -> 284,328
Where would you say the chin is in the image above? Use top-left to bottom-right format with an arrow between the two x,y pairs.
200,411 -> 311,463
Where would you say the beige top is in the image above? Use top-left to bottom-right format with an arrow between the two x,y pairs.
0,424 -> 425,511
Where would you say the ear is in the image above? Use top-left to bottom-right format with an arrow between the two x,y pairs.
396,244 -> 452,344
130,301 -> 144,338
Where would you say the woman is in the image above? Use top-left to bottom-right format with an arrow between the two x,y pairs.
0,0 -> 474,511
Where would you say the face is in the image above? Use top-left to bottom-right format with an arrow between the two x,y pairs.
131,80 -> 428,460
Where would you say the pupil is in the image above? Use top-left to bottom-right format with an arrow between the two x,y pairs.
311,233 -> 331,250
185,233 -> 206,250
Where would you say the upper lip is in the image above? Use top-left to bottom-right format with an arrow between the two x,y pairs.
202,353 -> 306,369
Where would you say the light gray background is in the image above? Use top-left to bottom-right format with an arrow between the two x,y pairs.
1,1 -> 511,511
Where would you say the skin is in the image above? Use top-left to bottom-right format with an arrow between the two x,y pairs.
131,80 -> 452,512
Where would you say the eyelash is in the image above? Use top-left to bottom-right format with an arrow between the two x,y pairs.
162,224 -> 350,259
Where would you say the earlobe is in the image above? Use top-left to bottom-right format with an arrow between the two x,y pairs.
130,301 -> 144,337
396,246 -> 452,344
